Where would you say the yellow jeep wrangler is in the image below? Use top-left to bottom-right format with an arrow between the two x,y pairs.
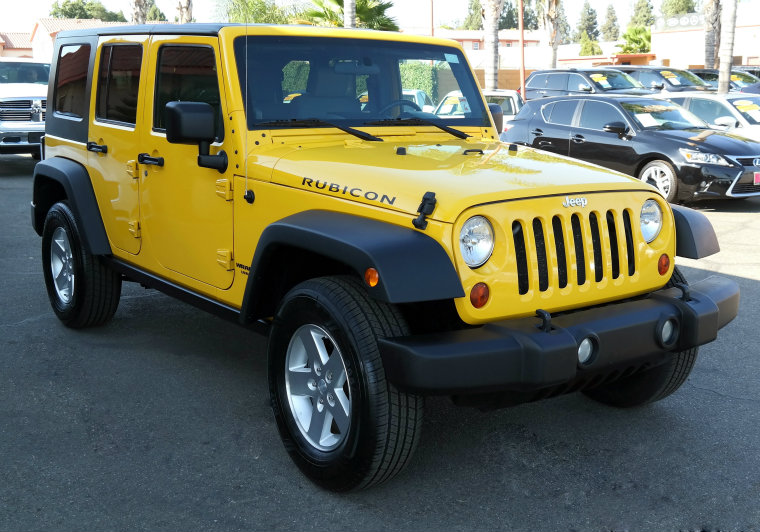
32,24 -> 739,491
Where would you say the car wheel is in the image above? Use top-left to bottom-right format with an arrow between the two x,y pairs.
638,160 -> 678,202
582,267 -> 697,407
41,201 -> 121,328
268,276 -> 423,491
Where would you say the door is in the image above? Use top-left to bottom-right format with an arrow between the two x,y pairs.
139,37 -> 234,290
529,99 -> 577,156
88,37 -> 148,255
569,100 -> 638,175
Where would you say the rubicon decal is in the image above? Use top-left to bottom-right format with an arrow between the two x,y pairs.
301,177 -> 396,206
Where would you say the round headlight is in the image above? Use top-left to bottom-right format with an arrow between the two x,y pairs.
460,216 -> 494,268
640,199 -> 663,243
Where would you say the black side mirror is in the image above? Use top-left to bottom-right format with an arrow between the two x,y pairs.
650,81 -> 665,90
603,121 -> 628,136
165,101 -> 227,173
488,102 -> 504,133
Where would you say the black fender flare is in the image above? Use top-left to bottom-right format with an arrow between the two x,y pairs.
31,157 -> 112,255
671,204 -> 719,259
240,210 -> 464,322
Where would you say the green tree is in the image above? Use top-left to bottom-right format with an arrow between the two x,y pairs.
463,0 -> 483,29
630,0 -> 655,28
574,1 -> 599,42
498,0 -> 538,30
304,0 -> 398,31
617,24 -> 651,52
51,0 -> 127,21
661,0 -> 696,17
146,0 -> 166,21
223,0 -> 300,23
600,4 -> 619,41
556,4 -> 571,44
578,30 -> 602,55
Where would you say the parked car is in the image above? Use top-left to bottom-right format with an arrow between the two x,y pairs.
502,94 -> 760,202
0,58 -> 50,158
667,92 -> 760,141
523,68 -> 653,99
402,88 -> 435,113
734,65 -> 760,78
688,68 -> 760,91
617,65 -> 715,93
434,88 -> 522,134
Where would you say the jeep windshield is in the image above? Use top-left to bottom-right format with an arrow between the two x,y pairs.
0,62 -> 50,84
233,36 -> 490,132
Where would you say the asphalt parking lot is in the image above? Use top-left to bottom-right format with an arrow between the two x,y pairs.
2,152 -> 760,531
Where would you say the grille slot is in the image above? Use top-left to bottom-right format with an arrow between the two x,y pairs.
0,100 -> 32,109
510,208 -> 638,295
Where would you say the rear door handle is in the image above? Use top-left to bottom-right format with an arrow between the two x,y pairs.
138,153 -> 164,166
531,128 -> 543,136
572,134 -> 586,144
87,141 -> 108,154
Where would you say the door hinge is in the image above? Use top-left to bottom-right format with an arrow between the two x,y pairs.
216,249 -> 234,270
215,178 -> 233,201
126,160 -> 138,179
128,220 -> 141,238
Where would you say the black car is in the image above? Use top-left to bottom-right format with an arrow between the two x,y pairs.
502,95 -> 760,203
689,68 -> 760,91
523,68 -> 653,100
617,66 -> 715,93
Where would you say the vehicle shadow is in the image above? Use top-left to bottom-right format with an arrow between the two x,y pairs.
0,154 -> 38,177
689,195 -> 760,213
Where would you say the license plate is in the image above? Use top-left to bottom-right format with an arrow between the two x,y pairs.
755,172 -> 760,185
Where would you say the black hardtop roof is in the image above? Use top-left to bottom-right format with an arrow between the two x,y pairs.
54,23 -> 293,39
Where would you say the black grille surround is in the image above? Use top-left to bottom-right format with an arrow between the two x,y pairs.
725,155 -> 760,197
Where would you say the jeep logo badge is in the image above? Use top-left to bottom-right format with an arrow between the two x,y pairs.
562,196 -> 588,208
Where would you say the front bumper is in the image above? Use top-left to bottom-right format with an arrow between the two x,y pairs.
0,121 -> 44,154
677,163 -> 760,199
379,276 -> 739,395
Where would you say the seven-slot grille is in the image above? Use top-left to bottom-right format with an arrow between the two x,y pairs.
0,99 -> 46,121
511,209 -> 637,295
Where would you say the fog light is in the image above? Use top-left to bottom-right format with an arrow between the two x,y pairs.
578,337 -> 595,365
659,318 -> 679,346
470,282 -> 489,309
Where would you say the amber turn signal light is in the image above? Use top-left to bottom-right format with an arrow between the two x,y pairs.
470,282 -> 489,309
364,267 -> 379,287
658,254 -> 670,276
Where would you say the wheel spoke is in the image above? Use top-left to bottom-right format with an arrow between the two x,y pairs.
323,350 -> 346,382
307,402 -> 329,445
296,326 -> 329,368
329,389 -> 350,434
287,368 -> 315,397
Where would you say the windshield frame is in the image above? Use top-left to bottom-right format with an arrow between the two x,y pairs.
232,35 -> 490,132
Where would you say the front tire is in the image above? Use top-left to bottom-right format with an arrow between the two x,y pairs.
639,160 -> 678,203
268,276 -> 423,491
582,267 -> 697,407
41,201 -> 121,328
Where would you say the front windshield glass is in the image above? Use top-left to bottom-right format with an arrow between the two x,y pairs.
730,71 -> 760,87
657,68 -> 709,88
0,62 -> 50,84
621,99 -> 708,130
588,70 -> 644,90
729,97 -> 760,125
233,36 -> 489,130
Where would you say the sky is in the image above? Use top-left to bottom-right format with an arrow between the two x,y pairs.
0,0 -> 653,35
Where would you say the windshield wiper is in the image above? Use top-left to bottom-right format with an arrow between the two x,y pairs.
256,118 -> 383,142
365,117 -> 471,140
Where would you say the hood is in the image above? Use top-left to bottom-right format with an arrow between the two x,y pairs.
0,83 -> 47,99
266,139 -> 649,222
653,128 -> 760,155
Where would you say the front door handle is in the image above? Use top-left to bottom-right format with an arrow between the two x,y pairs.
531,128 -> 543,136
87,141 -> 108,154
572,134 -> 586,144
138,153 -> 164,166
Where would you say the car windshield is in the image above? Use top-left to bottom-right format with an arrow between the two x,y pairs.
729,97 -> 760,125
233,36 -> 490,130
657,68 -> 709,88
0,62 -> 50,84
621,99 -> 708,130
730,71 -> 760,87
588,70 -> 643,90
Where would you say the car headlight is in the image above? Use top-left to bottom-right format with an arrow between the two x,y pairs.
679,148 -> 730,166
640,199 -> 663,243
460,216 -> 494,268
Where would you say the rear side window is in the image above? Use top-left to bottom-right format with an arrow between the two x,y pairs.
96,44 -> 142,124
547,99 -> 577,125
54,44 -> 91,118
154,45 -> 222,139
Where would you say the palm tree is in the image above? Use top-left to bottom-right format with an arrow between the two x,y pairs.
617,25 -> 650,53
305,0 -> 399,31
344,0 -> 356,27
482,0 -> 505,90
131,0 -> 148,23
703,0 -> 720,68
537,0 -> 561,68
177,0 -> 192,23
717,0 -> 736,94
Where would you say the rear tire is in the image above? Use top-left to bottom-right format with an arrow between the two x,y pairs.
41,201 -> 121,328
582,267 -> 697,407
268,276 -> 423,491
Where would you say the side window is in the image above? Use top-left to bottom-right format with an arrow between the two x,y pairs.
526,73 -> 547,88
54,44 -> 91,118
690,98 -> 731,124
567,73 -> 588,91
579,100 -> 625,130
154,45 -> 222,138
547,99 -> 577,125
96,44 -> 142,124
546,73 -> 567,90
637,70 -> 661,87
